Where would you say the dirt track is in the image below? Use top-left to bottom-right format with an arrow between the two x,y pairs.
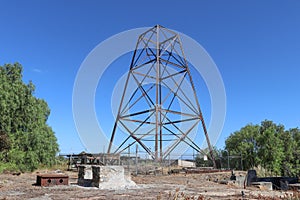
0,170 -> 297,200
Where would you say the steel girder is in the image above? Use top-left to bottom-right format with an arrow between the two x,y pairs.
107,25 -> 216,167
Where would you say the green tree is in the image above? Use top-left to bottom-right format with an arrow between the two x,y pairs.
279,129 -> 295,176
289,128 -> 300,176
225,124 -> 260,170
257,120 -> 284,176
225,120 -> 299,176
0,130 -> 10,162
0,63 -> 59,172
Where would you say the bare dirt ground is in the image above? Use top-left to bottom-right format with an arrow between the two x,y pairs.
0,170 -> 298,200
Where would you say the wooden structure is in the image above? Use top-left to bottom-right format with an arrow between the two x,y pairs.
59,152 -> 121,170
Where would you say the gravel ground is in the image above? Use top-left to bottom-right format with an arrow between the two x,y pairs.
0,170 -> 297,200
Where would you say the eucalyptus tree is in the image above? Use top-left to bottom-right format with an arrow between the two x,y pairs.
0,63 -> 59,171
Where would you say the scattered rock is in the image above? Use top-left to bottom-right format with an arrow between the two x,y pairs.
54,169 -> 63,174
12,172 -> 21,176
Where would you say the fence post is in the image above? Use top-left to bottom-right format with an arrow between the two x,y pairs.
135,144 -> 138,175
128,145 -> 130,173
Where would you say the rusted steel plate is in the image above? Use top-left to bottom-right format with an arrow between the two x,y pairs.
36,174 -> 69,186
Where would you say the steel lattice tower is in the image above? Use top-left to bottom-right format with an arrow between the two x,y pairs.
108,25 -> 216,166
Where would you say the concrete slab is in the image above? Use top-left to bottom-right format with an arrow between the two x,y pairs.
251,181 -> 273,191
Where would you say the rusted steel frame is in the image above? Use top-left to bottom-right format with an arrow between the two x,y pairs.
170,50 -> 186,68
168,38 -> 186,66
159,45 -> 173,78
121,118 -> 155,124
117,126 -> 156,154
159,35 -> 177,55
109,34 -> 145,153
160,68 -> 199,114
121,108 -> 154,118
122,60 -> 156,114
121,110 -> 155,138
159,27 -> 182,60
159,51 -> 187,108
161,69 -> 186,81
122,49 -> 156,114
200,114 -> 216,168
131,70 -> 156,80
160,77 -> 198,115
132,31 -> 156,68
159,25 -> 178,39
134,48 -> 156,67
121,83 -> 155,115
177,35 -> 216,168
130,72 -> 154,107
131,60 -> 156,94
159,63 -> 196,136
108,68 -> 132,154
121,87 -> 139,114
142,37 -> 157,46
160,35 -> 177,47
144,46 -> 156,58
110,25 -> 215,164
131,72 -> 155,107
118,120 -> 154,159
131,47 -> 145,69
162,125 -> 206,155
131,58 -> 156,71
113,135 -> 131,153
139,28 -> 157,47
163,117 -> 200,125
164,67 -> 199,114
154,25 -> 160,160
160,58 -> 185,69
160,110 -> 203,152
138,26 -> 156,40
163,118 -> 200,158
161,69 -> 187,106
109,63 -> 154,154
161,109 -> 198,118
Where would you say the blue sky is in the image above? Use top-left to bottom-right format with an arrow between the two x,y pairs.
0,0 -> 299,154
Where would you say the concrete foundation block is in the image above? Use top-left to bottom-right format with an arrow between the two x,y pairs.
78,165 -> 136,189
251,182 -> 273,191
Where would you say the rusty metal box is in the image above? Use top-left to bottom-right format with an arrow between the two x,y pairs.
36,174 -> 69,186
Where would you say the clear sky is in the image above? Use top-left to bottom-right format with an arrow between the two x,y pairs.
0,0 -> 299,154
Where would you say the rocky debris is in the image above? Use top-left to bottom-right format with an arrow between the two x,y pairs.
0,170 -> 299,199
11,172 -> 21,176
54,169 -> 63,174
249,190 -> 295,199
